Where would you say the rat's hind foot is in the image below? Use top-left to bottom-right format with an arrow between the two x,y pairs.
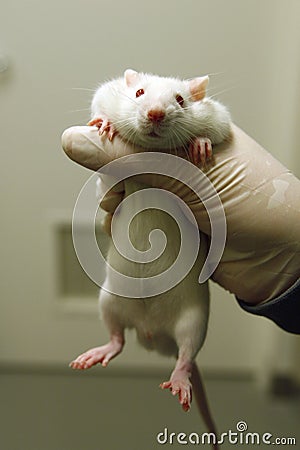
188,137 -> 212,166
69,339 -> 124,370
160,378 -> 192,412
87,117 -> 117,141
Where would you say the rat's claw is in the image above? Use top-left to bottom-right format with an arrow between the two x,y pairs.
108,129 -> 117,141
87,117 -> 103,128
160,378 -> 192,412
159,381 -> 172,390
87,116 -> 117,140
182,400 -> 190,412
99,120 -> 117,141
199,137 -> 212,164
99,119 -> 109,135
189,137 -> 212,166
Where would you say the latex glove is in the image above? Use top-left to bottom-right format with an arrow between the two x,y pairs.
62,124 -> 300,303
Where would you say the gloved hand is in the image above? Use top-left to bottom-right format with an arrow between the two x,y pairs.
62,124 -> 300,305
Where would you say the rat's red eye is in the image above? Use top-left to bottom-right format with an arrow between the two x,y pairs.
136,88 -> 145,98
176,94 -> 184,107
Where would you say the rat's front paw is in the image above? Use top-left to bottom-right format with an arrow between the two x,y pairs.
88,117 -> 117,141
188,137 -> 212,166
160,378 -> 192,412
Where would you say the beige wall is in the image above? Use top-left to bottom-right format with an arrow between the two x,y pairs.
0,0 -> 299,377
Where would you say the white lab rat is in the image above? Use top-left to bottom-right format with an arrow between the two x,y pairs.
70,70 -> 231,449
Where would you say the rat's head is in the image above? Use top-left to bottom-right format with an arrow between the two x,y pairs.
116,69 -> 209,149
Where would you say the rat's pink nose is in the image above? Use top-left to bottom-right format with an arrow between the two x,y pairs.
147,109 -> 165,123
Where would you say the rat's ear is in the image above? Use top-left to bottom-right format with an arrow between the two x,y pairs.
124,69 -> 140,87
188,75 -> 209,101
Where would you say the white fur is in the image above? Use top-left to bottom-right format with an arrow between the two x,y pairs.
91,71 -> 231,149
100,180 -> 209,358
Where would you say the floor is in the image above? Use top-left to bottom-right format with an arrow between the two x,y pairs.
0,367 -> 299,450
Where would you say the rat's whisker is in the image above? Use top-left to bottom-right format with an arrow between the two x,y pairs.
208,85 -> 236,99
70,87 -> 96,92
115,89 -> 138,105
67,108 -> 91,114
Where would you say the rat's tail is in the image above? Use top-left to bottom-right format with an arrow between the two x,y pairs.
191,363 -> 219,450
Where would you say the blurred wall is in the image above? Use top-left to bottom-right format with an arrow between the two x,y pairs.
0,0 -> 299,377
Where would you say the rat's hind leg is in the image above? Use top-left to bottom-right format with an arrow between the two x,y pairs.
160,349 -> 193,412
69,330 -> 124,370
70,292 -> 125,370
160,307 -> 208,412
